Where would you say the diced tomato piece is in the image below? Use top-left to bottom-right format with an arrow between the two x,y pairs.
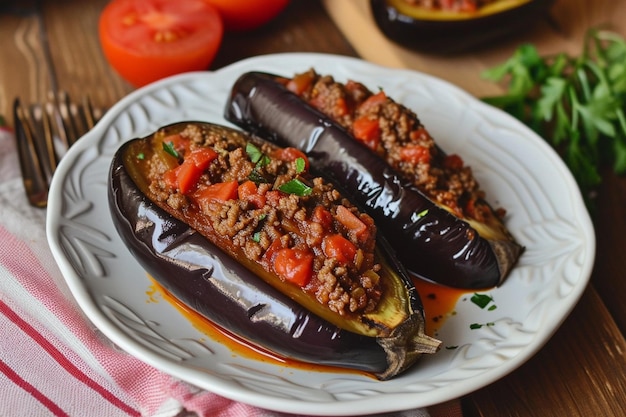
263,237 -> 283,262
177,148 -> 216,193
333,96 -> 349,117
273,248 -> 313,287
353,116 -> 380,151
163,147 -> 218,194
399,144 -> 431,164
275,147 -> 310,172
265,190 -> 284,207
443,154 -> 464,170
312,205 -> 333,230
163,165 -> 181,189
409,126 -> 430,142
323,234 -> 357,265
187,147 -> 218,170
335,205 -> 368,241
238,180 -> 257,199
176,160 -> 204,194
310,94 -> 348,118
162,134 -> 187,154
286,72 -> 315,95
193,180 -> 238,202
238,180 -> 266,208
358,90 -> 387,112
246,193 -> 266,209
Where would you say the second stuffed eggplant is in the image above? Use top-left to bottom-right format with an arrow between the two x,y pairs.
224,71 -> 524,289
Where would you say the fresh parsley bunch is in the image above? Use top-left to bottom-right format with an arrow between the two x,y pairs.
482,29 -> 626,210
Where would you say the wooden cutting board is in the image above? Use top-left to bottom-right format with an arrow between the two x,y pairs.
321,0 -> 626,97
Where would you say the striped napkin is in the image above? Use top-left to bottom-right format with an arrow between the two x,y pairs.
0,121 -> 462,417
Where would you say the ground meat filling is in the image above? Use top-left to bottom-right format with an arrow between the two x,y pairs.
286,69 -> 503,222
144,124 -> 383,316
402,0 -> 500,12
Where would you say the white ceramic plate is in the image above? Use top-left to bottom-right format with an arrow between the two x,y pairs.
47,53 -> 595,416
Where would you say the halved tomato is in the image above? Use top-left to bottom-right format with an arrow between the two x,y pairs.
99,0 -> 223,87
203,0 -> 290,31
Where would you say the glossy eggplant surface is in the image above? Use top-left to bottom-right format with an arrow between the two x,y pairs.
225,71 -> 523,289
370,0 -> 555,54
108,121 -> 440,380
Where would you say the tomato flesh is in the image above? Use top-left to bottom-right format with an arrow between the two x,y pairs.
273,248 -> 313,287
203,0 -> 290,31
353,116 -> 381,151
99,0 -> 223,87
323,234 -> 357,265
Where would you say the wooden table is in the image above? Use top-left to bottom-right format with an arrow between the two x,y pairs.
1,1 -> 625,416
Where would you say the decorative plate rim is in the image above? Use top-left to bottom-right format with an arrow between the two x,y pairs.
46,53 -> 595,416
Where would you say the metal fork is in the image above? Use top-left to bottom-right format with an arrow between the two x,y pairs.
13,91 -> 104,208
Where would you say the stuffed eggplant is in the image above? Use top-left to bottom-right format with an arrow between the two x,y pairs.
370,0 -> 554,54
108,121 -> 440,380
224,71 -> 523,289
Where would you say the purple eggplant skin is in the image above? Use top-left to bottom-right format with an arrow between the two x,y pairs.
108,122 -> 441,380
225,72 -> 522,289
369,0 -> 555,55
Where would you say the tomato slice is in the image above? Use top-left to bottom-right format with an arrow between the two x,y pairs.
202,0 -> 290,31
99,0 -> 223,87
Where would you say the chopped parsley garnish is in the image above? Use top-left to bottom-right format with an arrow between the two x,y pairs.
246,143 -> 270,167
279,179 -> 312,196
482,29 -> 626,211
246,142 -> 271,183
248,170 -> 269,184
295,157 -> 306,174
136,152 -> 145,160
470,322 -> 495,330
162,141 -> 179,159
471,293 -> 496,310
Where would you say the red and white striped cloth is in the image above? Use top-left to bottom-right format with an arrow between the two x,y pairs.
0,123 -> 462,417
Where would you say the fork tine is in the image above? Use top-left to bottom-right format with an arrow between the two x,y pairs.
57,90 -> 82,145
46,91 -> 71,152
36,103 -> 58,180
13,98 -> 49,208
14,93 -> 104,208
82,94 -> 97,131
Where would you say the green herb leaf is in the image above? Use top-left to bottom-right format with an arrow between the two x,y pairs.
481,29 -> 626,213
246,142 -> 270,167
279,179 -> 312,196
246,142 -> 272,183
162,141 -> 179,159
470,293 -> 494,309
470,322 -> 495,330
248,170 -> 269,184
295,157 -> 306,174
